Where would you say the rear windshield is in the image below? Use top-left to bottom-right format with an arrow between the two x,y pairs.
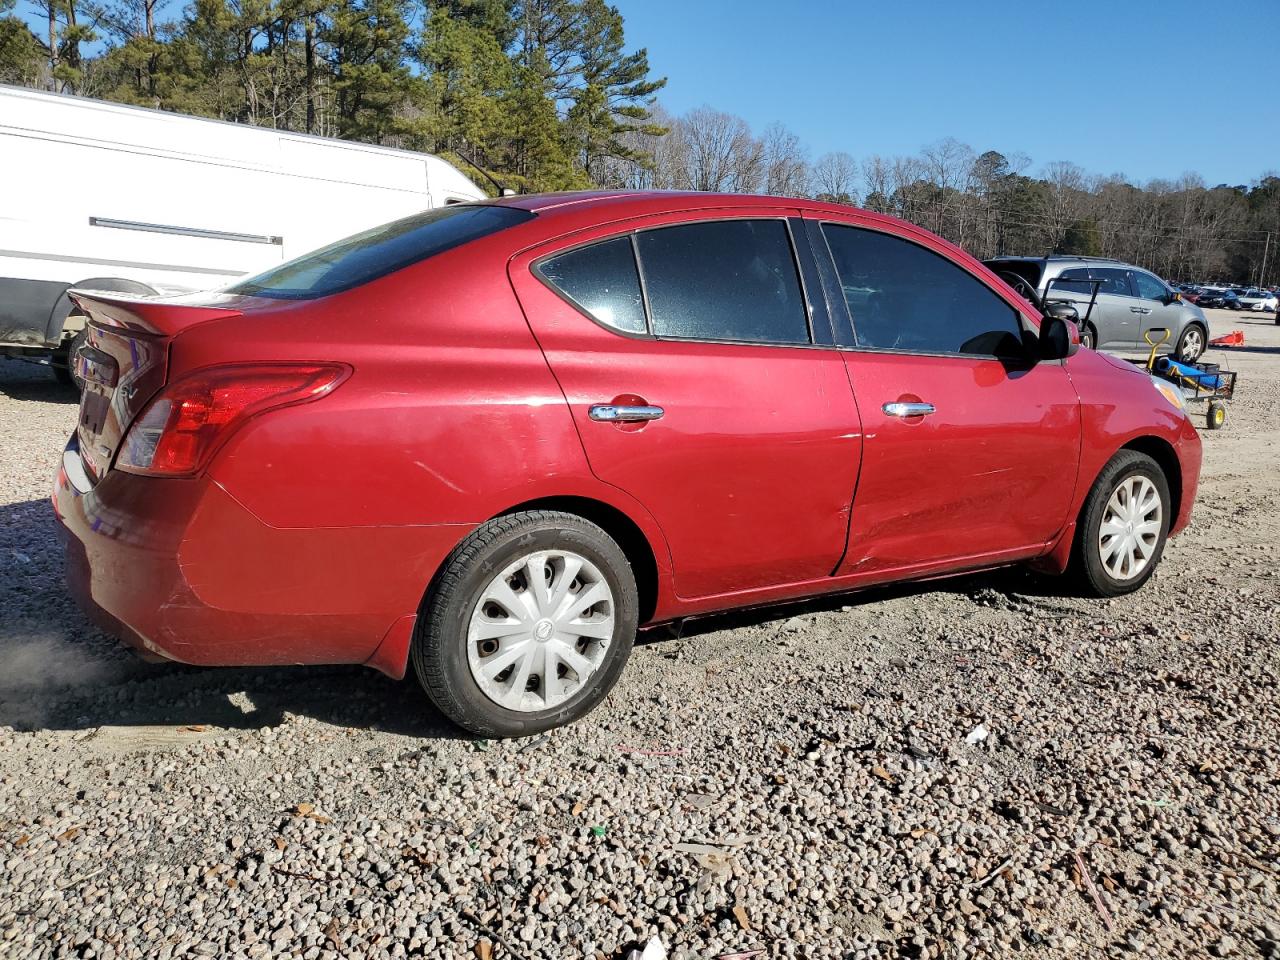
227,204 -> 534,300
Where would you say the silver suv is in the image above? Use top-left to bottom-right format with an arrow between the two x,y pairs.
985,256 -> 1209,361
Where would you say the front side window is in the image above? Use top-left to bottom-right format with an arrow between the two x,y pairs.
1132,272 -> 1169,301
822,224 -> 1025,358
635,220 -> 810,344
1093,268 -> 1134,297
229,205 -> 534,300
538,237 -> 647,334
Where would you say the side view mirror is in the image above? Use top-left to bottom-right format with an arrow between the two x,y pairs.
1040,315 -> 1081,360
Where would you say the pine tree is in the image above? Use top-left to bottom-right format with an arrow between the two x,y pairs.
321,0 -> 413,143
564,0 -> 663,183
0,0 -> 45,85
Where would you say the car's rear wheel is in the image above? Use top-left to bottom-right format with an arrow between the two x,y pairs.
1071,450 -> 1171,597
1175,324 -> 1206,362
411,510 -> 638,737
1078,324 -> 1097,351
52,326 -> 87,391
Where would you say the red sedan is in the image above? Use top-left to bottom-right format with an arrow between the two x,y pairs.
54,192 -> 1202,736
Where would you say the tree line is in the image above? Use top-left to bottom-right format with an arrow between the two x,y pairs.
2,0 -> 1277,284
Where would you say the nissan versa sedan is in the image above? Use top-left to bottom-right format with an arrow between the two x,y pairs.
54,192 -> 1202,736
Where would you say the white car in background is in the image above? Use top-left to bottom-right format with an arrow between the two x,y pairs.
1241,289 -> 1278,312
0,85 -> 487,384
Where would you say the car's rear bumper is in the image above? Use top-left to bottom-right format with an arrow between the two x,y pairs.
53,437 -> 471,677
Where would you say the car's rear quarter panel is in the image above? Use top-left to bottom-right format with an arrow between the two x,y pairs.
159,236 -> 674,668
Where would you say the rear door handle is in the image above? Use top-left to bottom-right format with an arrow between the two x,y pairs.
883,401 -> 935,418
589,404 -> 664,423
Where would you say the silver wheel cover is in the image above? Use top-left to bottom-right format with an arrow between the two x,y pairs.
1097,475 -> 1163,581
466,549 -> 615,712
1181,328 -> 1203,359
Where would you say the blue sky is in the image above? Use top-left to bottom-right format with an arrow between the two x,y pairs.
614,0 -> 1279,187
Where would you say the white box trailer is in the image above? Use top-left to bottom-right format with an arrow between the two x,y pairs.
0,85 -> 487,379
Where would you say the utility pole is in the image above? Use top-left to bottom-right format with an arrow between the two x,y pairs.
1260,231 -> 1272,288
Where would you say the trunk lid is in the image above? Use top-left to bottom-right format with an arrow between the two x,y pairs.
70,291 -> 243,483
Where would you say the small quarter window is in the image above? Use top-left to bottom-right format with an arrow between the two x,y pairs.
822,224 -> 1025,358
539,237 -> 647,334
635,220 -> 810,345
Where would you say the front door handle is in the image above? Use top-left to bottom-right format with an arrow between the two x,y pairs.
589,404 -> 664,423
883,401 -> 935,418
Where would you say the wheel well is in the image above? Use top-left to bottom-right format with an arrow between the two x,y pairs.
498,496 -> 660,623
1121,436 -> 1182,521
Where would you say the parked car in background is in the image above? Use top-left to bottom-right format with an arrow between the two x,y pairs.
983,255 -> 1210,360
1221,290 -> 1243,310
0,85 -> 486,386
54,192 -> 1203,736
1239,289 -> 1278,311
1196,288 -> 1228,308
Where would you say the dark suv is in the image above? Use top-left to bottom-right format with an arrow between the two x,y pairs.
985,256 -> 1209,361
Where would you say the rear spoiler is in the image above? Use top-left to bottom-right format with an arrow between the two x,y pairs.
68,289 -> 243,337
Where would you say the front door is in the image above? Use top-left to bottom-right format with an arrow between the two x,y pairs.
510,212 -> 862,600
1131,269 -> 1184,349
814,218 -> 1082,577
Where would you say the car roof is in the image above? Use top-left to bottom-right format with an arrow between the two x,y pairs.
489,189 -> 913,232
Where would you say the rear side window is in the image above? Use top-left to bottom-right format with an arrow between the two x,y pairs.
228,205 -> 534,300
822,224 -> 1024,358
635,220 -> 810,344
1055,267 -> 1095,295
538,237 -> 646,334
1093,268 -> 1134,297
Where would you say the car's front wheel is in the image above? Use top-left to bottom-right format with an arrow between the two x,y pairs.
411,510 -> 638,737
1175,324 -> 1206,362
1072,450 -> 1171,597
1078,324 -> 1097,351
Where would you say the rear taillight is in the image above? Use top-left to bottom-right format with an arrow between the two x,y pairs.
116,363 -> 349,477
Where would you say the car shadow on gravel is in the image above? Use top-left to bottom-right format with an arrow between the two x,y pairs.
0,360 -> 79,403
0,654 -> 471,741
639,564 -> 1080,644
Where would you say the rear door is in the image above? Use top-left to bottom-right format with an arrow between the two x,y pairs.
510,211 -> 862,600
812,217 -> 1081,576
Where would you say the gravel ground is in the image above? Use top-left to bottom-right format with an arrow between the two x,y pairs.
1,309 -> 1278,960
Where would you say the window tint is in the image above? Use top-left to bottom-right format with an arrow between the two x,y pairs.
822,224 -> 1025,358
1054,267 -> 1095,295
228,205 -> 534,300
1132,272 -> 1168,300
635,220 -> 810,344
1093,268 -> 1133,297
539,237 -> 646,333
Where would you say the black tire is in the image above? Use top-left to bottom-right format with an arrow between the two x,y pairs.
1175,324 -> 1207,362
1070,450 -> 1171,598
52,326 -> 88,391
411,510 -> 638,737
1078,324 -> 1097,351
1206,400 -> 1227,430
